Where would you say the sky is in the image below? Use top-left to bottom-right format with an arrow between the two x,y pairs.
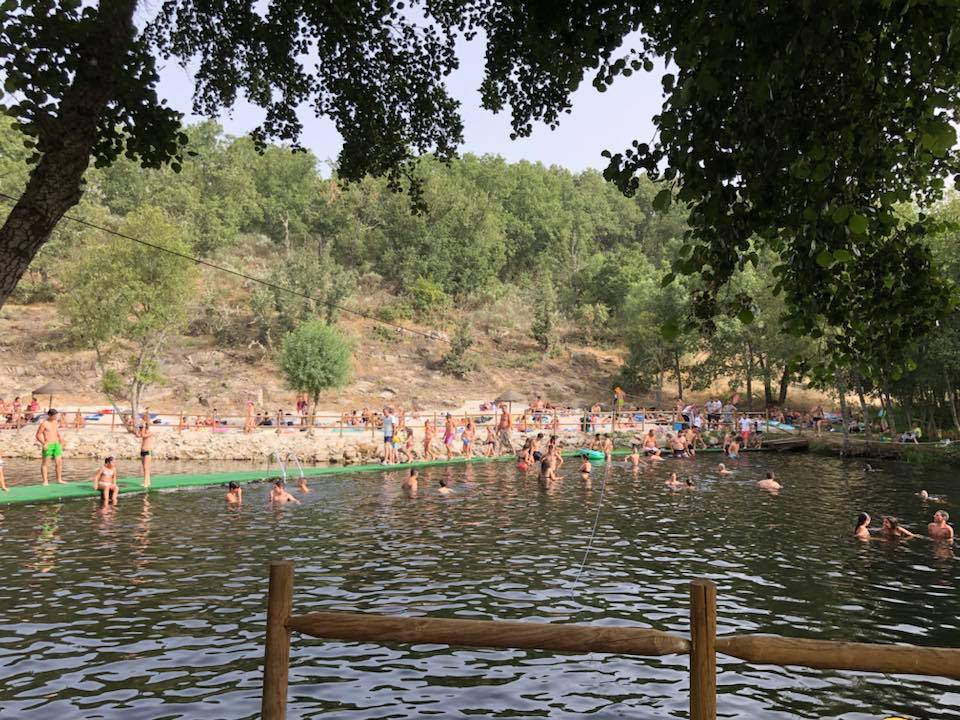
154,33 -> 665,174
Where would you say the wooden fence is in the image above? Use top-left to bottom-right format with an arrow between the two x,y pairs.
260,560 -> 960,720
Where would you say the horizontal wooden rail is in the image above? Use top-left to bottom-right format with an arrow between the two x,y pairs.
715,634 -> 960,679
287,611 -> 690,656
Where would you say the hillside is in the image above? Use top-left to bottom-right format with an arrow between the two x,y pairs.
0,301 -> 626,416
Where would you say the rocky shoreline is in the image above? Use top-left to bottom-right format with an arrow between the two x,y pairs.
0,427 -> 600,465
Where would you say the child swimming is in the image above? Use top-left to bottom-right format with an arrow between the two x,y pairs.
225,481 -> 242,504
402,468 -> 418,493
717,463 -> 732,475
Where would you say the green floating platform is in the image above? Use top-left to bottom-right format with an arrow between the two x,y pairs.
0,446 -> 756,507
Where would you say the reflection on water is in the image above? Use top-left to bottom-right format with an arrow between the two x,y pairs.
0,454 -> 957,719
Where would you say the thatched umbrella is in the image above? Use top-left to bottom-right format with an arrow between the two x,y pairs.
33,380 -> 72,412
494,389 -> 526,418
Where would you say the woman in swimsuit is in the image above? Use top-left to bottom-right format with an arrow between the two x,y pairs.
854,512 -> 872,540
94,456 -> 119,505
443,414 -> 456,460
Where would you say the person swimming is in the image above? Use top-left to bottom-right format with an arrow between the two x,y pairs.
665,472 -> 683,488
917,489 -> 947,503
717,463 -> 732,475
627,444 -> 645,469
438,477 -> 453,495
270,479 -> 301,504
402,468 -> 418,493
579,454 -> 592,478
757,471 -> 781,492
880,515 -> 915,540
225,481 -> 242,504
928,510 -> 955,540
94,456 -> 119,505
297,477 -> 310,494
854,512 -> 872,540
540,454 -> 559,484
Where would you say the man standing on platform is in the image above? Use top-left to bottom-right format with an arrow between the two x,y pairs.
36,408 -> 65,485
498,405 -> 514,454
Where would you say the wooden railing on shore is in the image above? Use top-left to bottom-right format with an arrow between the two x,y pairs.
261,560 -> 960,720
3,408 -> 776,437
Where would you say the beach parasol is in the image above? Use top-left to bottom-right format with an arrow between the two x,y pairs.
33,380 -> 73,412
494,389 -> 526,418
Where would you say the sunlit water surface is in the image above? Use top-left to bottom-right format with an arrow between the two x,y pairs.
0,454 -> 957,719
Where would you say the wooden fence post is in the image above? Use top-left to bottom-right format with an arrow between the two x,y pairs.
262,560 -> 294,720
690,579 -> 717,720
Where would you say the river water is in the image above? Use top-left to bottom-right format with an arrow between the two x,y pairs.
0,454 -> 956,719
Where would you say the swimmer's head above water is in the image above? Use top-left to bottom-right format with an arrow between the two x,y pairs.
228,481 -> 239,490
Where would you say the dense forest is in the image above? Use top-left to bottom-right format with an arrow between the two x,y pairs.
2,120 -> 960,436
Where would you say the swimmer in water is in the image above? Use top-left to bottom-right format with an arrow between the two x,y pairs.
757,471 -> 781,492
665,472 -> 683,488
579,454 -> 592,479
93,456 -> 119,505
270,479 -> 300,504
540,455 -> 559,484
854,512 -> 872,540
627,444 -> 644,469
297,477 -> 310,494
928,510 -> 955,540
917,490 -> 947,503
717,463 -> 732,475
402,468 -> 418,493
225,481 -> 242,504
880,515 -> 915,540
438,477 -> 453,495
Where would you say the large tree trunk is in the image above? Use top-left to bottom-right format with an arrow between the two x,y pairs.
837,370 -> 850,454
0,0 -> 139,306
744,342 -> 754,412
674,349 -> 683,399
777,366 -> 790,405
856,376 -> 870,441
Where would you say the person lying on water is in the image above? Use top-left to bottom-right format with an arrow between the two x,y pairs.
917,490 -> 947,503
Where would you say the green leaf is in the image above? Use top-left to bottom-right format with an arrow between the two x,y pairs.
830,205 -> 850,224
815,250 -> 833,267
847,214 -> 868,234
661,318 -> 680,341
661,272 -> 675,287
832,249 -> 853,263
737,308 -> 755,324
652,188 -> 672,212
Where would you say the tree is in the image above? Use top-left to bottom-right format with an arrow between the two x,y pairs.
8,0 -> 960,364
58,206 -> 196,422
600,1 -> 960,372
278,320 -> 353,426
531,279 -> 557,354
440,327 -> 476,378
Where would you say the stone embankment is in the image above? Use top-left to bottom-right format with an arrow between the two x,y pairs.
0,427 -> 600,465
